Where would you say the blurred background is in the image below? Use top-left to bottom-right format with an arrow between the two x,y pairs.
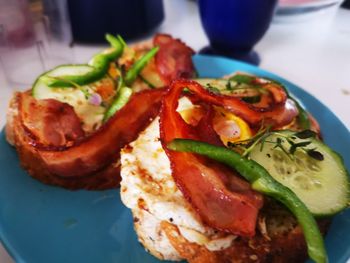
0,0 -> 350,261
0,0 -> 348,87
0,0 -> 349,124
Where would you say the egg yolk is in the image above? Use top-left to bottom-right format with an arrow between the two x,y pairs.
213,107 -> 252,145
179,102 -> 252,145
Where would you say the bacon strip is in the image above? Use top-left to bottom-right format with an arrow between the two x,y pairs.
160,80 -> 263,236
19,88 -> 165,178
19,94 -> 85,147
194,105 -> 223,147
177,80 -> 297,128
248,83 -> 287,111
154,34 -> 196,84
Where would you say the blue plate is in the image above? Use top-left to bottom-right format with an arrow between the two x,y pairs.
0,55 -> 349,263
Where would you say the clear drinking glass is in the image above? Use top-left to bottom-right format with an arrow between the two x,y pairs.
0,0 -> 73,90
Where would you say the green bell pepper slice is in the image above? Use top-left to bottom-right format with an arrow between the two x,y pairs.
124,46 -> 159,86
47,34 -> 124,87
103,84 -> 133,122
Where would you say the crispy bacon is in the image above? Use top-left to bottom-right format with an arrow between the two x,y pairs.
248,83 -> 287,110
154,34 -> 196,84
194,105 -> 223,147
180,80 -> 297,128
19,94 -> 85,147
19,88 -> 165,178
10,35 -> 196,190
160,80 -> 264,236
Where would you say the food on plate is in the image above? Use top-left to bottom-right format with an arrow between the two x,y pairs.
4,29 -> 349,262
120,77 -> 349,263
5,33 -> 196,190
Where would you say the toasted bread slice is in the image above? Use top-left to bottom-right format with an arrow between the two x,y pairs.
120,116 -> 328,263
6,93 -> 121,190
131,199 -> 329,263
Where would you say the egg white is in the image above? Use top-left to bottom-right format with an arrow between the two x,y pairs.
120,98 -> 236,260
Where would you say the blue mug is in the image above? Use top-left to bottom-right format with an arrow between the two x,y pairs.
198,0 -> 277,64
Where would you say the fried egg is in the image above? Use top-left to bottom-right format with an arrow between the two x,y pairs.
120,98 -> 252,260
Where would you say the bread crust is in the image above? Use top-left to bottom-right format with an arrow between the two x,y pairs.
132,204 -> 330,263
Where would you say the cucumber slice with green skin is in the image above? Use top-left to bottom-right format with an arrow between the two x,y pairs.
41,64 -> 106,88
229,74 -> 255,84
249,130 -> 350,216
124,46 -> 159,86
193,78 -> 262,99
32,77 -> 53,99
194,78 -> 237,91
139,62 -> 165,88
32,71 -> 115,101
139,75 -> 156,88
32,75 -> 91,102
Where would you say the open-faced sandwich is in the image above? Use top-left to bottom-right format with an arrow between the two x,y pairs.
5,32 -> 349,263
119,76 -> 350,263
5,33 -> 196,190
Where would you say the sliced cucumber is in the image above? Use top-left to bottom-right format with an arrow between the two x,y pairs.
194,78 -> 237,92
193,78 -> 262,100
249,130 -> 350,216
42,64 -> 106,87
139,69 -> 164,88
229,74 -> 255,84
140,59 -> 166,88
46,64 -> 95,78
32,77 -> 55,99
125,46 -> 159,86
32,76 -> 88,103
32,64 -> 116,101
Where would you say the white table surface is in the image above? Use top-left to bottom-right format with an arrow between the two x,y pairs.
0,0 -> 349,262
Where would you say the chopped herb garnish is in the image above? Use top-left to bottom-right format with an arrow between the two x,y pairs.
307,149 -> 324,161
226,81 -> 234,90
294,130 -> 317,139
289,141 -> 312,155
229,128 -> 323,162
207,84 -> 221,94
229,74 -> 255,84
241,95 -> 261,104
